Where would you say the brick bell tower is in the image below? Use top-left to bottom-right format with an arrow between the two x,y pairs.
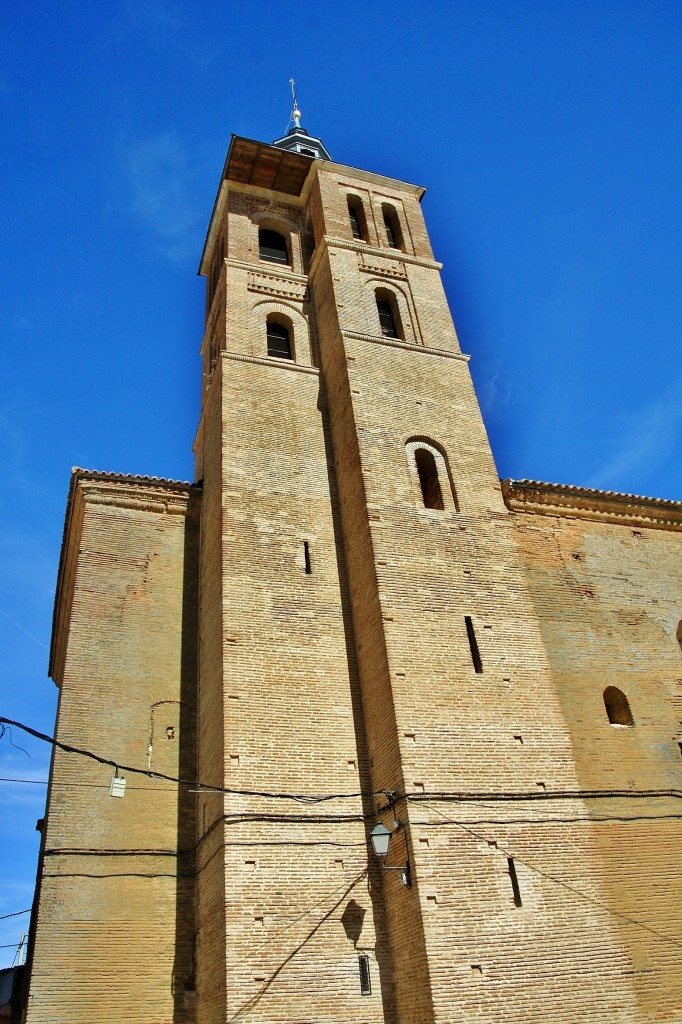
31,97 -> 682,1024
192,96 -> 507,1022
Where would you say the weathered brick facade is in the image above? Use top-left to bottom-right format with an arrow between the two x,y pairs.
25,128 -> 682,1023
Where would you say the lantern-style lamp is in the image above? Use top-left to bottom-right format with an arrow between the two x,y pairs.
370,823 -> 391,859
369,822 -> 411,887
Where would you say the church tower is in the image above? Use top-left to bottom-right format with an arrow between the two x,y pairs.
24,106 -> 682,1024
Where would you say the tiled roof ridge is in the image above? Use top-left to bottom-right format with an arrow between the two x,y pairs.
505,478 -> 682,509
72,467 -> 199,489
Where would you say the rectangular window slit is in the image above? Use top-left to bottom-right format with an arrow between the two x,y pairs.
358,954 -> 371,995
507,857 -> 522,907
465,616 -> 483,673
303,541 -> 312,574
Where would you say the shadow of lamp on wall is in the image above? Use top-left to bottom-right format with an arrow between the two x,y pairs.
341,899 -> 367,947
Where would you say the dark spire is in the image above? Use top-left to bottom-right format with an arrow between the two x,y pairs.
272,79 -> 332,161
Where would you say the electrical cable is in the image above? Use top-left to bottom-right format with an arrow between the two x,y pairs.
0,777 -> 47,785
404,788 -> 682,803
418,799 -> 682,952
413,812 -> 682,826
4,716 -> 682,808
0,910 -> 31,921
0,716 -> 385,805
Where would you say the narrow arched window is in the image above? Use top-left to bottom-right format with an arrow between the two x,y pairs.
347,198 -> 367,241
259,228 -> 289,266
677,620 -> 682,653
382,205 -> 403,250
375,289 -> 404,340
603,686 -> 634,727
266,318 -> 293,360
415,448 -> 444,510
377,299 -> 397,337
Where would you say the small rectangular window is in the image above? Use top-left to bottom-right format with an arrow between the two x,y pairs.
507,857 -> 522,907
358,954 -> 371,995
464,616 -> 483,673
304,541 -> 312,574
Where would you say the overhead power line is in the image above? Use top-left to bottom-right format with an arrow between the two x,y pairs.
3,715 -> 682,809
0,909 -> 31,922
0,716 -> 384,805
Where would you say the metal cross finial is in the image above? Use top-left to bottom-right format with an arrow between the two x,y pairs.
289,77 -> 302,129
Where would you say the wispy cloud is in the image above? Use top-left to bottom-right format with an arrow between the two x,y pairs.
479,367 -> 514,416
0,607 -> 48,651
125,134 -> 204,262
587,372 -> 682,492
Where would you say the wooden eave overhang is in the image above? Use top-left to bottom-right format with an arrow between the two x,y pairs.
199,135 -> 316,275
49,469 -> 201,687
502,478 -> 682,532
198,135 -> 427,276
225,135 -> 313,196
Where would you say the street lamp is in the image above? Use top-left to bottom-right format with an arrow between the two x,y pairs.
370,822 -> 412,887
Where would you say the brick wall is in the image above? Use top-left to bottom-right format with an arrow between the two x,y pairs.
34,140 -> 682,1024
27,475 -> 199,1024
308,159 -> 682,1022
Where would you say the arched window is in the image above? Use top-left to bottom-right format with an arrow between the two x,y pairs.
414,448 -> 444,510
266,317 -> 293,360
406,438 -> 459,513
347,197 -> 367,242
382,205 -> 403,250
677,620 -> 682,653
259,228 -> 289,266
375,290 -> 403,340
603,686 -> 634,727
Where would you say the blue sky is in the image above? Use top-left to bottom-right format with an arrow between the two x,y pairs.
1,0 -> 681,965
